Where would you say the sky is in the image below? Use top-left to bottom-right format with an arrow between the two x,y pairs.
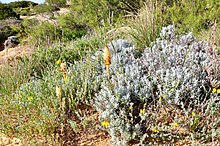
0,0 -> 45,4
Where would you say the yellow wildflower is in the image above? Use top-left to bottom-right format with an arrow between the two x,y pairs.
152,128 -> 159,133
159,97 -> 162,102
101,121 -> 109,127
60,62 -> 67,80
129,105 -> 133,111
192,111 -> 196,116
140,109 -> 145,114
212,88 -> 220,93
170,123 -> 179,127
159,95 -> 166,102
212,88 -> 217,93
56,59 -> 61,65
27,96 -> 33,101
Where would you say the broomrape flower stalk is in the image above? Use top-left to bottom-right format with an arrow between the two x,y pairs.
60,62 -> 67,80
56,85 -> 66,136
56,85 -> 62,99
56,85 -> 65,115
103,45 -> 111,77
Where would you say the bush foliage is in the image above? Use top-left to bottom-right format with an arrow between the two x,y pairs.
0,25 -> 18,41
94,26 -> 219,145
0,3 -> 19,20
160,0 -> 220,35
8,1 -> 37,8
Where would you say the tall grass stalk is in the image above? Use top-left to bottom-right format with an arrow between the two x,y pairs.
126,1 -> 161,49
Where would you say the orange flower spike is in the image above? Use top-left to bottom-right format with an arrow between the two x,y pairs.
104,45 -> 111,66
104,45 -> 111,77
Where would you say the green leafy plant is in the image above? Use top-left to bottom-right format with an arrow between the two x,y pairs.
45,0 -> 66,7
28,22 -> 62,46
8,1 -> 37,9
57,13 -> 87,41
0,25 -> 19,43
160,0 -> 220,35
33,4 -> 59,14
0,3 -> 19,20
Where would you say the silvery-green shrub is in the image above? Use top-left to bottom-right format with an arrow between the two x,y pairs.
94,26 -> 219,145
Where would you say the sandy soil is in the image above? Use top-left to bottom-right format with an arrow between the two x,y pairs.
0,133 -> 22,146
0,45 -> 32,66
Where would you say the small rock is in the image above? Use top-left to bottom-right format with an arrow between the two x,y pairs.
4,36 -> 19,50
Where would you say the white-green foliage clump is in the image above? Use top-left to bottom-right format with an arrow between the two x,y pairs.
95,39 -> 148,145
94,26 -> 219,145
141,25 -> 210,104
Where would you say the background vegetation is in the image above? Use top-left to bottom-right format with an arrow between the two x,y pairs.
0,0 -> 219,145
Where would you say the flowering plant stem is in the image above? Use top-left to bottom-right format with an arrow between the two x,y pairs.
106,64 -> 110,79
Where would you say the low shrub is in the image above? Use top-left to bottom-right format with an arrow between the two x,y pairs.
57,13 -> 87,41
0,3 -> 19,20
33,4 -> 59,14
160,0 -> 220,35
22,34 -> 104,78
45,0 -> 66,7
94,26 -> 220,145
8,1 -> 37,9
5,51 -> 103,142
28,22 -> 62,46
0,34 -> 105,143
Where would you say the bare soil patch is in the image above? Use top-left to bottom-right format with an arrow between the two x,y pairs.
0,133 -> 22,146
0,45 -> 32,66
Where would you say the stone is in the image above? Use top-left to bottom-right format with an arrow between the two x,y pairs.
4,36 -> 19,49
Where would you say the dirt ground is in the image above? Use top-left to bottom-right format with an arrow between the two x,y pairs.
0,133 -> 22,146
0,45 -> 32,66
0,132 -> 110,146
